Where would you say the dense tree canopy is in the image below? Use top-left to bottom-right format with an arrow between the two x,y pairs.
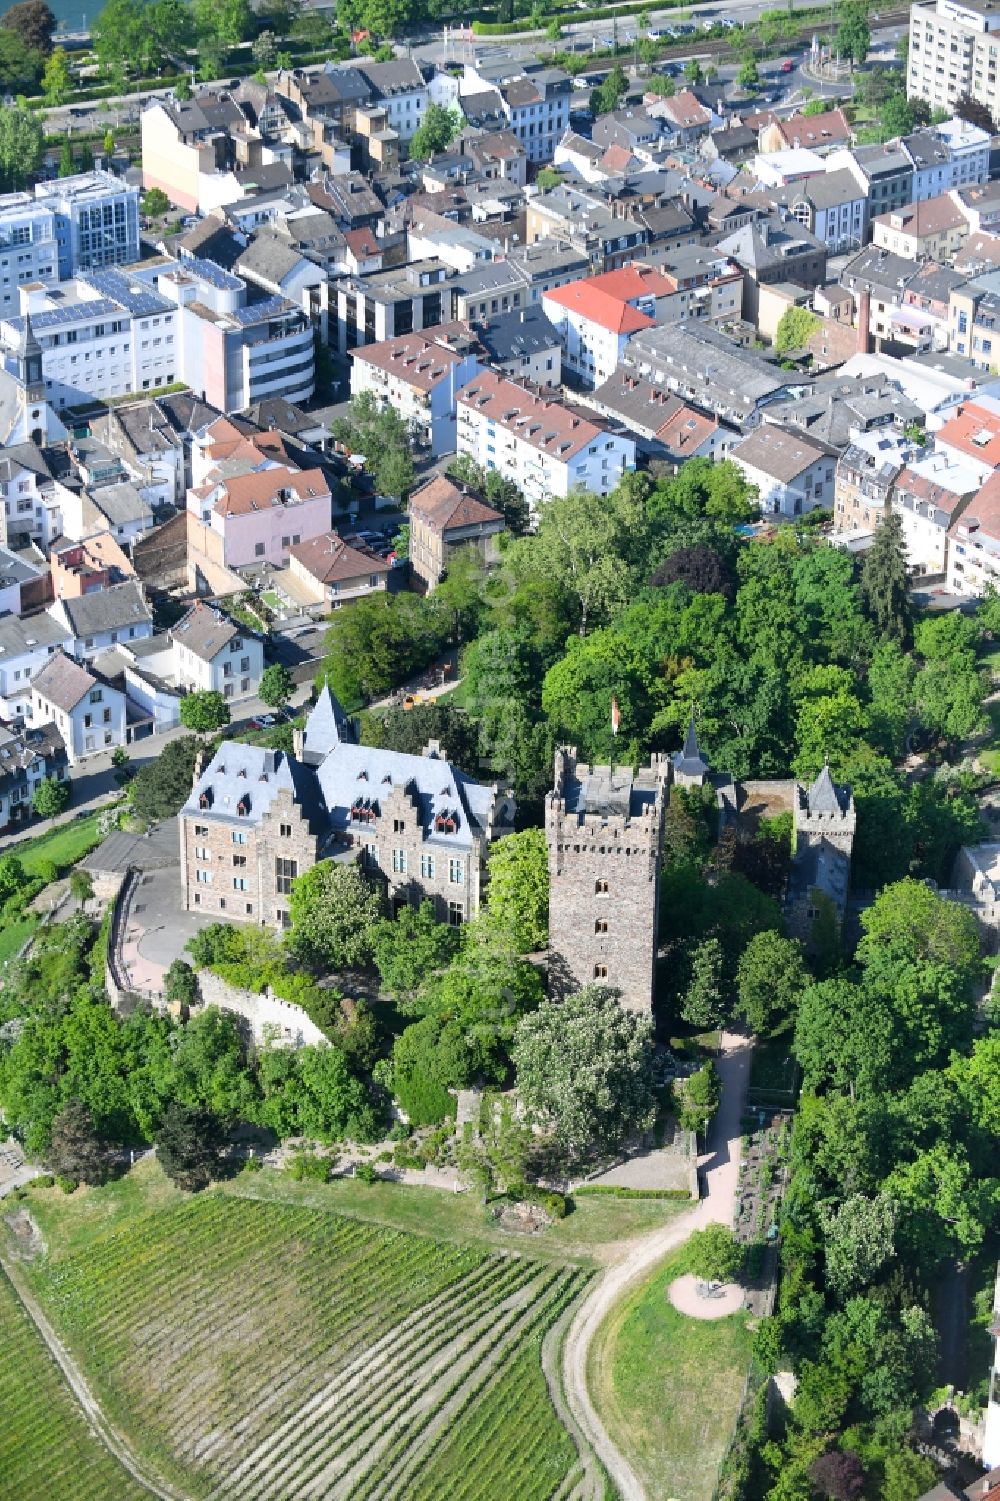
512,987 -> 655,1160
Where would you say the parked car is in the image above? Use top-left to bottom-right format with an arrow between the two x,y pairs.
780,57 -> 794,71
250,714 -> 277,730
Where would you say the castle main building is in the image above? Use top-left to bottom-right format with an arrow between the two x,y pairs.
179,686 -> 511,930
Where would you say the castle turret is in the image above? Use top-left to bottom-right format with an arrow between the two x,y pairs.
671,712 -> 711,788
545,746 -> 669,1014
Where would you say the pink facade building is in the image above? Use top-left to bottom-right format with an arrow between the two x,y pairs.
187,464 -> 333,568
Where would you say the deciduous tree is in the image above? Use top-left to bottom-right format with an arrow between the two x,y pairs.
408,102 -> 462,160
179,689 -> 231,733
736,930 -> 808,1036
288,860 -> 385,971
155,1100 -> 223,1190
512,986 -> 656,1160
1,0 -> 55,53
32,776 -> 69,819
483,827 -> 548,953
47,1099 -> 106,1185
257,663 -> 293,709
686,1223 -> 742,1283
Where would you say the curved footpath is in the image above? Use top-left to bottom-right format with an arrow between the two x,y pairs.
560,1032 -> 752,1501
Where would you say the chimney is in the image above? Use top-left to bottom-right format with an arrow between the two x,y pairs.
292,726 -> 305,759
856,289 -> 871,355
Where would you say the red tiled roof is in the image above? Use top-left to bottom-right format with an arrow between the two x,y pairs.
352,331 -> 469,391
409,474 -> 503,532
661,90 -> 711,129
951,468 -> 1000,541
458,370 -> 611,461
345,227 -> 380,260
202,464 -> 330,516
656,403 -> 718,453
289,530 -> 391,583
544,266 -> 673,335
775,107 -> 851,149
897,465 -> 976,517
936,402 -> 1000,467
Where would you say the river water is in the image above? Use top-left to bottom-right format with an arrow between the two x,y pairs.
4,0 -> 94,35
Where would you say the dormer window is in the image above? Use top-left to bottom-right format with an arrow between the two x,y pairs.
199,789 -> 212,809
237,795 -> 250,817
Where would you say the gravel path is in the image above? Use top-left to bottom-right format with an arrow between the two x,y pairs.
559,1032 -> 751,1501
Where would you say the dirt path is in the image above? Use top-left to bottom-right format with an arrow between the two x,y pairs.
0,1246 -> 193,1501
559,1032 -> 751,1501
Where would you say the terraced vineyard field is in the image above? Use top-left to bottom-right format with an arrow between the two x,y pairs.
26,1191 -> 591,1501
0,1266 -> 148,1501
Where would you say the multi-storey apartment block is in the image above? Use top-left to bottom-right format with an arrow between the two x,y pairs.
907,0 -> 1000,116
456,370 -> 636,510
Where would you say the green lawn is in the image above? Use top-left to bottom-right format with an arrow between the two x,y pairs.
225,1165 -> 689,1265
0,1265 -> 148,1501
14,812 -> 106,878
0,915 -> 39,968
587,1245 -> 754,1501
16,1160 -> 590,1501
261,589 -> 284,613
978,700 -> 1000,774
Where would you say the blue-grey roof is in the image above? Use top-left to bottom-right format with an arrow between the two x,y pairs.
182,257 -> 245,292
301,683 -> 352,764
807,763 -> 850,817
672,713 -> 710,779
4,297 -> 122,334
183,743 -> 307,827
316,742 -> 493,850
183,715 -> 495,849
82,269 -> 173,316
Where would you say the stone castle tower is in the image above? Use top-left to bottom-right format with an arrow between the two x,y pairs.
793,763 -> 856,856
545,746 -> 670,1014
787,763 -> 857,943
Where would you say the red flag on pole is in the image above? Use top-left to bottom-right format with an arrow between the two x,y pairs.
611,696 -> 620,737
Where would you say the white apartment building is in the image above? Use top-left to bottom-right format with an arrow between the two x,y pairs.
456,369 -> 635,511
48,580 -> 154,663
542,267 -> 676,390
0,613 -> 73,722
892,451 -> 980,574
948,468 -> 1000,593
499,71 -> 572,164
358,59 -> 428,141
730,425 -> 838,518
31,651 -> 126,764
350,328 -> 482,456
0,197 -> 58,319
0,256 -> 313,416
34,172 -> 140,280
902,120 -> 991,200
1,278 -> 177,411
0,443 -> 72,549
132,601 -> 264,702
907,0 -> 1000,116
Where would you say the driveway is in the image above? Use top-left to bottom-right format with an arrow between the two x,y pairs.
121,864 -> 215,994
560,1031 -> 751,1501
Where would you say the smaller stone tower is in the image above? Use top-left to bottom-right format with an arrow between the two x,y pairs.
794,763 -> 856,858
671,713 -> 711,789
545,746 -> 670,1014
787,763 -> 856,943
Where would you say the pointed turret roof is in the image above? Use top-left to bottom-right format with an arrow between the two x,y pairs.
17,312 -> 41,363
672,711 -> 710,779
301,682 -> 353,764
807,761 -> 847,816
